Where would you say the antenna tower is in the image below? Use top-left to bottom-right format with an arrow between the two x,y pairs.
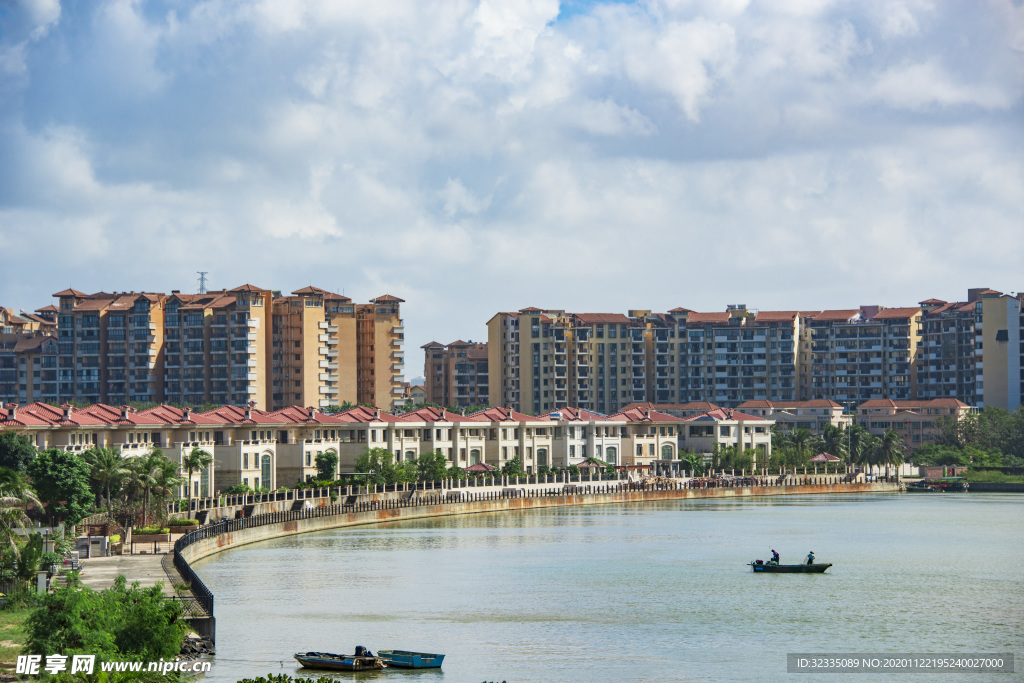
197,271 -> 209,294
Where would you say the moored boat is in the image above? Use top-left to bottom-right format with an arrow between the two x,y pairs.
749,560 -> 831,573
377,650 -> 445,669
293,651 -> 387,671
907,477 -> 968,492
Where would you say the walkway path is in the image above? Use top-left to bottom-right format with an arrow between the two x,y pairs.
77,536 -> 186,595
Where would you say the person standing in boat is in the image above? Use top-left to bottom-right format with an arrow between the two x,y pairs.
806,551 -> 815,565
771,549 -> 779,565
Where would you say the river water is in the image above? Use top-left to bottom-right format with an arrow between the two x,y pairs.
195,493 -> 1023,682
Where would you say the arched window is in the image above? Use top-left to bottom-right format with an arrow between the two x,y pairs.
405,450 -> 416,462
604,446 -> 617,465
261,453 -> 272,490
469,449 -> 481,465
537,448 -> 548,467
661,444 -> 675,460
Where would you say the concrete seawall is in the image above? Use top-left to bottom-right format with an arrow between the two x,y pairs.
181,481 -> 899,568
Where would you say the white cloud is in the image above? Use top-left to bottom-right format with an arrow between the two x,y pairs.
869,60 -> 1014,110
0,0 -> 1022,373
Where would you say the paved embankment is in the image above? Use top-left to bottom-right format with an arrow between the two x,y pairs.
181,481 -> 899,566
79,548 -> 184,594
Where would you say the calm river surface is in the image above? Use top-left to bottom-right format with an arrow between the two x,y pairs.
195,493 -> 1023,682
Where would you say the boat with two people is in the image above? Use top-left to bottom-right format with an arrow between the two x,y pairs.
750,549 -> 831,573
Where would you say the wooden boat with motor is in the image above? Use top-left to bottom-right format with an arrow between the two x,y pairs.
377,650 -> 445,669
749,560 -> 832,573
293,650 -> 386,671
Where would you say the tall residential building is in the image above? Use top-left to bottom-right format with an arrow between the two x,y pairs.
44,285 -> 404,410
53,290 -> 168,406
977,290 -> 1023,410
271,287 -> 357,410
804,307 -> 921,410
422,340 -> 489,408
357,295 -> 406,409
916,295 -> 981,405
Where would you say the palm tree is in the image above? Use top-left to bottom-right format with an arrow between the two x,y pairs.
149,459 -> 184,525
84,447 -> 129,517
878,429 -> 907,479
789,428 -> 812,474
848,424 -> 872,474
0,467 -> 41,561
131,450 -> 167,528
181,447 -> 213,518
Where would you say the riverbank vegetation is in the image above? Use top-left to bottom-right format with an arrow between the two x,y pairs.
913,406 -> 1024,468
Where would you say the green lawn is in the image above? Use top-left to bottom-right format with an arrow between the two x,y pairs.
0,607 -> 32,666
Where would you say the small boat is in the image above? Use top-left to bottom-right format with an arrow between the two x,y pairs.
749,560 -> 831,573
377,650 -> 445,669
907,477 -> 968,492
294,651 -> 386,671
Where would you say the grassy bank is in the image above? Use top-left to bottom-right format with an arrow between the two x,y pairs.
0,608 -> 31,666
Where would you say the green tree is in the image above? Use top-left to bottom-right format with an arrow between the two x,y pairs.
446,464 -> 466,480
0,466 -> 40,561
0,431 -> 37,473
878,429 -> 907,477
84,447 -> 129,517
25,575 -> 188,661
416,450 -> 448,481
27,448 -> 93,528
314,451 -> 338,481
501,455 -> 525,477
181,446 -> 214,516
354,448 -> 397,486
15,532 -> 44,582
683,452 -> 705,476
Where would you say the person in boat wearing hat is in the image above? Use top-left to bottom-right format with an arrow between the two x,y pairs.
770,549 -> 780,565
806,551 -> 815,565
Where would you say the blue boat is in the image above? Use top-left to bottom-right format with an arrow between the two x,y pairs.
377,650 -> 445,669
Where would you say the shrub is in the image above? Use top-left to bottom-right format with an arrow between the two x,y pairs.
108,535 -> 120,544
166,518 -> 199,527
134,527 -> 169,535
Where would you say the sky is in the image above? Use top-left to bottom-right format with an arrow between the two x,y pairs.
1,0 -> 1022,380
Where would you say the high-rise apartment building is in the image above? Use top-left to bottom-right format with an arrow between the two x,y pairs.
53,290 -> 168,406
422,340 -> 489,408
976,290 -> 1024,410
916,295 -> 982,404
357,295 -> 406,409
803,307 -> 921,409
39,285 -> 404,410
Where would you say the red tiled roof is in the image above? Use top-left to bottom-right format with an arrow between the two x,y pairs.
668,307 -> 693,314
35,305 -> 58,313
621,401 -> 723,412
753,311 -> 799,323
683,408 -> 768,422
684,312 -> 731,324
860,398 -> 969,409
870,307 -> 921,320
805,310 -> 860,322
471,407 -> 547,423
737,399 -> 842,410
919,298 -> 946,305
52,289 -> 87,297
574,313 -> 630,325
229,284 -> 267,293
607,407 -> 684,422
421,341 -> 444,349
371,294 -> 404,303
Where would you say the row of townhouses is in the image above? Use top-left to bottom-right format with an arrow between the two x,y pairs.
0,286 -> 405,412
484,288 -> 1023,415
0,401 -> 776,498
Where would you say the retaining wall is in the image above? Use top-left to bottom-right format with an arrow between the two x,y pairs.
180,481 -> 899,567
